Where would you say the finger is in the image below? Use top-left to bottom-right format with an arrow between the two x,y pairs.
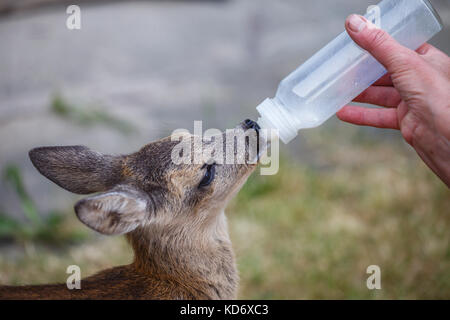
415,43 -> 448,57
373,73 -> 393,87
354,86 -> 402,107
417,43 -> 450,78
345,14 -> 420,75
416,43 -> 434,55
337,105 -> 399,130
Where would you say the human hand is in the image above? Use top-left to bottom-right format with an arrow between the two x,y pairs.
337,14 -> 450,187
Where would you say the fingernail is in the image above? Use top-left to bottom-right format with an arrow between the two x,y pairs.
347,14 -> 367,33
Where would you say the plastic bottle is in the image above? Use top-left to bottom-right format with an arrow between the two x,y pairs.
256,0 -> 443,144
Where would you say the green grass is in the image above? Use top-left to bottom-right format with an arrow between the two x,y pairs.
0,126 -> 449,299
0,235 -> 132,286
0,165 -> 88,245
229,136 -> 450,299
50,93 -> 136,135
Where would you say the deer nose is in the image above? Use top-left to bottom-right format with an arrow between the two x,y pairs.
242,119 -> 260,132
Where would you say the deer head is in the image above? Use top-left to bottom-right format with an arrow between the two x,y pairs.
28,120 -> 262,237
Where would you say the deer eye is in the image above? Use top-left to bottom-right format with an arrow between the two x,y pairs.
199,163 -> 216,188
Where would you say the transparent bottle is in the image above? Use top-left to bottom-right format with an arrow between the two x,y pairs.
256,0 -> 443,144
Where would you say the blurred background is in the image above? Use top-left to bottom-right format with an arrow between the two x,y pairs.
0,0 -> 449,299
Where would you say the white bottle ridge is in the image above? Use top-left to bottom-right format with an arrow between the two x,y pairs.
256,0 -> 443,144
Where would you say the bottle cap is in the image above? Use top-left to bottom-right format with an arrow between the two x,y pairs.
256,98 -> 298,144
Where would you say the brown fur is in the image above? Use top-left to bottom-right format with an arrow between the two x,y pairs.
0,121 -> 261,300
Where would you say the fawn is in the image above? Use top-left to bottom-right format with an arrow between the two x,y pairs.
0,120 -> 263,299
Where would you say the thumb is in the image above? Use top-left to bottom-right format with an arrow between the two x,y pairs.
345,14 -> 419,75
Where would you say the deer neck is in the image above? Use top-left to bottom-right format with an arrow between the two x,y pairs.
127,210 -> 238,299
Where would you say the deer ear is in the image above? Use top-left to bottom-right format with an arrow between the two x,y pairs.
74,187 -> 150,235
29,146 -> 122,194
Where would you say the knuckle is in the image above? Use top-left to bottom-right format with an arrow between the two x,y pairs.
366,29 -> 416,61
395,51 -> 417,66
368,29 -> 389,50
